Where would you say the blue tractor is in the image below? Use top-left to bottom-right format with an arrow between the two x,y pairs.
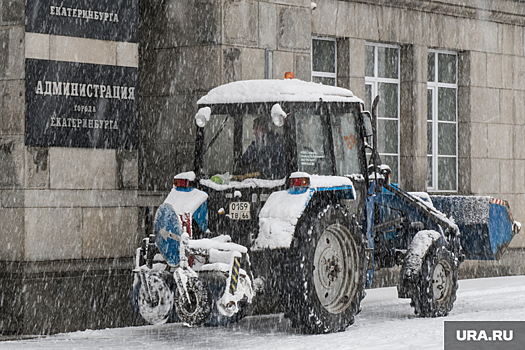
132,79 -> 520,334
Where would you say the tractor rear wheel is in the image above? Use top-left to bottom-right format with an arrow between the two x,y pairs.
283,205 -> 366,334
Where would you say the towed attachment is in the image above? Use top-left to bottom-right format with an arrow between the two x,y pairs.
431,196 -> 520,260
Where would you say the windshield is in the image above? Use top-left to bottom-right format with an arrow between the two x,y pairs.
200,103 -> 362,180
201,112 -> 285,180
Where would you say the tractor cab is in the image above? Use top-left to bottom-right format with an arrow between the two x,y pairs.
190,79 -> 370,247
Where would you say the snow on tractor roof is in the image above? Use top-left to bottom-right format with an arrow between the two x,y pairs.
197,79 -> 364,105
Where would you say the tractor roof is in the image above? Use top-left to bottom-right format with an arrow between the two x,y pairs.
197,79 -> 364,105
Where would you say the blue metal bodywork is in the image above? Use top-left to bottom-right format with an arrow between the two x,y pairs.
154,187 -> 209,267
365,183 -> 517,286
431,196 -> 515,260
155,203 -> 183,266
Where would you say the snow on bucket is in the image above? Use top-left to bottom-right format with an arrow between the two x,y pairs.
430,196 -> 517,260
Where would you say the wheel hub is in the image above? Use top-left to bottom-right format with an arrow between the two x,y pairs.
432,260 -> 452,302
318,251 -> 342,288
313,224 -> 359,314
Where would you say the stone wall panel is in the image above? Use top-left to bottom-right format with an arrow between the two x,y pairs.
294,52 -> 311,81
224,0 -> 258,46
278,6 -> 311,51
82,207 -> 139,259
312,0 -> 337,36
335,1 -> 355,38
487,124 -> 513,159
349,38 -> 365,78
502,55 -> 514,90
355,2 -> 379,42
471,87 -> 500,123
0,207 -> 24,260
258,1 -> 277,50
1,0 -> 24,24
0,79 -> 25,134
487,53 -> 503,88
139,142 -> 195,192
469,51 -> 487,88
482,21 -> 500,54
470,158 -> 500,194
378,5 -> 400,44
117,150 -> 138,190
0,136 -> 24,188
470,123 -> 489,159
25,207 -> 82,260
0,27 -> 24,80
514,125 -> 525,160
242,48 -> 265,80
25,33 -> 50,60
513,56 -> 525,90
499,88 -> 514,125
49,148 -> 117,190
25,147 -> 49,189
273,50 -> 294,80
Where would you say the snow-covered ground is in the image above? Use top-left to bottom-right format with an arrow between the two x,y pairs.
3,276 -> 525,350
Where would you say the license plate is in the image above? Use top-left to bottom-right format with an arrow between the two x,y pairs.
229,202 -> 251,220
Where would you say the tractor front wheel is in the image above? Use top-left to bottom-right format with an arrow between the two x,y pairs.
412,243 -> 458,317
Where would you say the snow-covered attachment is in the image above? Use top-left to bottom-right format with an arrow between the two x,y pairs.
133,170 -> 254,327
431,196 -> 520,260
168,232 -> 254,326
133,232 -> 254,327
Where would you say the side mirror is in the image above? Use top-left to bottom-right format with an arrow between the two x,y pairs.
195,107 -> 211,128
271,103 -> 287,127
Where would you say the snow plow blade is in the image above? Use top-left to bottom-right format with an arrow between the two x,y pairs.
430,196 -> 519,260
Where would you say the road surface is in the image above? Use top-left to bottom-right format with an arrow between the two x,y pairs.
3,276 -> 525,350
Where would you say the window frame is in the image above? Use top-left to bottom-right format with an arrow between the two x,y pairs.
427,49 -> 458,192
364,42 -> 401,183
311,36 -> 337,86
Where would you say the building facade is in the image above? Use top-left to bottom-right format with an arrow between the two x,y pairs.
1,0 -> 524,335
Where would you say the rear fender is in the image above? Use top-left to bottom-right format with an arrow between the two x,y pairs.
253,183 -> 356,251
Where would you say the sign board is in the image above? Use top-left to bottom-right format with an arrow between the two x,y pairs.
25,59 -> 138,149
25,0 -> 138,43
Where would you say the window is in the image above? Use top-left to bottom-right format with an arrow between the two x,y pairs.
427,50 -> 457,192
295,108 -> 332,175
312,37 -> 336,86
364,43 -> 400,183
331,112 -> 360,176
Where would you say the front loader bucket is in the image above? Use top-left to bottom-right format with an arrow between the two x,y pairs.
430,196 -> 518,260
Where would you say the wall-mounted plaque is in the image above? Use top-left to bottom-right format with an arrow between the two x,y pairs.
26,0 -> 138,43
25,59 -> 138,149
